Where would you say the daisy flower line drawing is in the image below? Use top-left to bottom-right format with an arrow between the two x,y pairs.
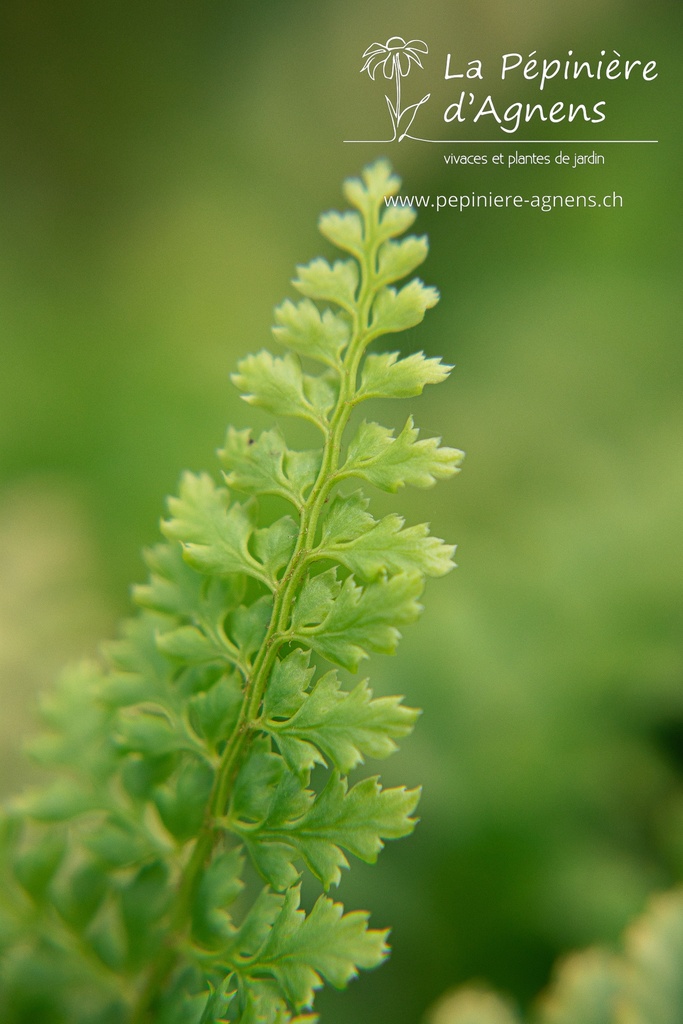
361,37 -> 431,141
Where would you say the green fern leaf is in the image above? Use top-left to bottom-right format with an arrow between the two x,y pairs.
316,491 -> 454,580
369,279 -> 439,336
357,350 -> 452,400
272,298 -> 349,369
240,887 -> 388,1011
340,416 -> 463,492
265,673 -> 419,775
163,472 -> 269,585
219,427 -> 321,509
262,650 -> 314,721
293,258 -> 359,312
292,571 -> 423,671
232,351 -> 337,430
231,770 -> 419,890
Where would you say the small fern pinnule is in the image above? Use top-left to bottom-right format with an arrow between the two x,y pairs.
0,161 -> 463,1024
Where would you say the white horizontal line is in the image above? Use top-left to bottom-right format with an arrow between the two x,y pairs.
344,139 -> 659,144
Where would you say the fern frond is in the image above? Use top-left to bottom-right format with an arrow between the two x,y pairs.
0,161 -> 461,1024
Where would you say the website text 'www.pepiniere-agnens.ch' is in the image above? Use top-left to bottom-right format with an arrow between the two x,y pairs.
384,192 -> 624,213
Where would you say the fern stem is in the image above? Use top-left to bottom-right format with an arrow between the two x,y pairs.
129,199 -> 381,1024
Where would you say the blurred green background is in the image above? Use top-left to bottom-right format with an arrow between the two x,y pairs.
0,1 -> 681,1021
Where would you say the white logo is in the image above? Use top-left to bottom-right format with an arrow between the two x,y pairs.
360,37 -> 431,142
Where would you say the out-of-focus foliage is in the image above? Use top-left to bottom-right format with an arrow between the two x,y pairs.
425,887 -> 683,1024
0,0 -> 681,1023
0,481 -> 112,793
